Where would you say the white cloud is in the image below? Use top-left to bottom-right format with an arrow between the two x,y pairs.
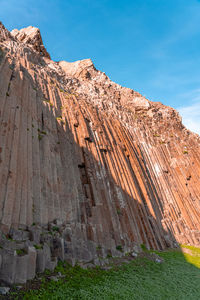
178,100 -> 200,135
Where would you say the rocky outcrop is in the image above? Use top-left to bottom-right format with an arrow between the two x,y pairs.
11,26 -> 50,59
0,23 -> 200,284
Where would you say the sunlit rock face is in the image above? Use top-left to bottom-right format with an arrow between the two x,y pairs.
11,25 -> 51,59
0,22 -> 200,283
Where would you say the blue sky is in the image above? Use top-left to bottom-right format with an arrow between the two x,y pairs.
1,0 -> 200,134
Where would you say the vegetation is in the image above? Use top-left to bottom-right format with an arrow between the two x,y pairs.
106,253 -> 112,258
40,130 -> 47,135
140,243 -> 148,251
183,150 -> 188,154
153,133 -> 160,137
42,98 -> 53,107
116,245 -> 123,252
16,249 -> 27,256
96,245 -> 102,250
8,246 -> 200,299
34,244 -> 43,250
51,226 -> 59,232
116,209 -> 121,215
37,129 -> 47,141
38,134 -> 43,141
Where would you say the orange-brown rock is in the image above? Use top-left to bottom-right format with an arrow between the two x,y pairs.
0,23 -> 200,283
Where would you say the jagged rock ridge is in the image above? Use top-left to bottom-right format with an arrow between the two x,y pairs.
0,22 -> 200,284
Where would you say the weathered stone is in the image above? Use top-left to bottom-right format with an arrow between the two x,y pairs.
11,26 -> 50,59
0,249 -> 17,284
0,287 -> 10,295
27,246 -> 37,280
139,252 -> 164,264
29,226 -> 42,244
45,257 -> 57,272
36,249 -> 45,273
54,219 -> 63,226
132,245 -> 142,254
50,276 -> 59,282
131,252 -> 138,257
15,252 -> 28,284
51,237 -> 64,261
9,228 -> 30,241
65,257 -> 76,267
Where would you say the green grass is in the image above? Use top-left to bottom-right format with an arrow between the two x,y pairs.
11,247 -> 200,300
180,244 -> 200,268
181,244 -> 200,254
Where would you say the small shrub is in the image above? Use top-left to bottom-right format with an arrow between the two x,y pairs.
7,235 -> 13,241
140,243 -> 147,251
34,244 -> 43,250
44,270 -> 51,276
38,134 -> 43,141
116,245 -> 123,252
183,150 -> 188,154
43,98 -> 50,103
40,131 -> 47,135
116,209 -> 121,215
52,226 -> 59,232
107,253 -> 112,258
16,249 -> 27,256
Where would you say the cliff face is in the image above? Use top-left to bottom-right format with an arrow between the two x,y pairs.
0,22 -> 200,284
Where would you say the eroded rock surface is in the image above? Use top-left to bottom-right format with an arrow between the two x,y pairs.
0,23 -> 200,284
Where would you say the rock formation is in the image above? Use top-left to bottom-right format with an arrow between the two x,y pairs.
0,22 -> 200,284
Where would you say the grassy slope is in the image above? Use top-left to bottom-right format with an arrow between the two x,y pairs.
12,247 -> 200,300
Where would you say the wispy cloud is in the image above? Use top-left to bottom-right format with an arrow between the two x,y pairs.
178,90 -> 200,135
